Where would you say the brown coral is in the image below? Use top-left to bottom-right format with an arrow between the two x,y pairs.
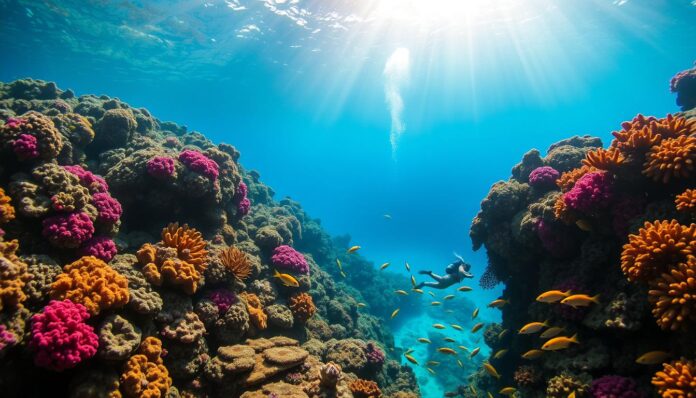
648,256 -> 696,331
652,358 -> 696,397
1,111 -> 63,160
514,365 -> 542,388
676,189 -> 696,213
0,238 -> 30,311
620,220 -> 696,282
240,292 -> 268,330
51,255 -> 130,315
643,135 -> 696,184
0,187 -> 15,224
348,379 -> 382,398
220,246 -> 251,281
120,337 -> 172,398
289,292 -> 316,323
582,147 -> 625,172
546,373 -> 588,398
557,165 -> 597,192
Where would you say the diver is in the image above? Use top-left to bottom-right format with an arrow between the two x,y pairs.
415,253 -> 473,289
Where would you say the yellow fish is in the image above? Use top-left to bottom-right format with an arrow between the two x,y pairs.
426,367 -> 436,375
418,338 -> 431,344
488,393 -> 494,398
443,337 -> 456,343
412,288 -> 424,294
391,308 -> 400,319
437,347 -> 457,355
487,299 -> 509,308
540,326 -> 565,339
472,308 -> 480,319
411,275 -> 417,287
357,303 -> 366,308
471,322 -> 484,333
457,359 -> 464,368
568,392 -> 576,398
522,349 -> 544,360
561,294 -> 600,308
444,294 -> 455,300
636,351 -> 671,365
493,349 -> 508,359
542,334 -> 579,351
470,347 -> 480,358
483,362 -> 501,379
518,321 -> 548,335
404,348 -> 414,355
336,259 -> 343,270
433,324 -> 446,329
451,324 -> 463,331
500,387 -> 517,396
394,290 -> 409,296
536,290 -> 571,303
458,345 -> 469,352
273,270 -> 300,287
347,246 -> 360,253
428,291 -> 436,297
380,262 -> 390,270
498,329 -> 510,339
458,286 -> 473,292
576,219 -> 593,231
404,354 -> 418,365
427,361 -> 440,366
340,271 -> 346,278
405,262 -> 411,271
431,301 -> 442,306
470,386 -> 477,395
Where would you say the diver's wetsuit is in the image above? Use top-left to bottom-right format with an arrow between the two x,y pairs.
416,259 -> 473,289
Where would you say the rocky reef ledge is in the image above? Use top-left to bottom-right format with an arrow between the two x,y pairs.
0,79 -> 420,398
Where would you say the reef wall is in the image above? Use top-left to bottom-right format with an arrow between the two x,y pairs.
0,78 -> 421,398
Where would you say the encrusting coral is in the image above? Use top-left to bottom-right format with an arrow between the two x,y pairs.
349,379 -> 382,398
0,187 -> 15,224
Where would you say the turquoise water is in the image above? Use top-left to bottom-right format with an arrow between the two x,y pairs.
2,0 -> 695,395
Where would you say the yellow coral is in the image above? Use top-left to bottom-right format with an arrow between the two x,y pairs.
120,337 -> 172,398
643,135 -> 696,184
676,189 -> 696,213
348,379 -> 382,398
582,147 -> 624,172
220,246 -> 251,281
51,255 -> 129,315
556,165 -> 597,193
240,292 -> 267,330
621,220 -> 696,282
652,358 -> 696,397
0,237 -> 29,311
0,187 -> 15,224
288,292 -> 316,323
648,256 -> 696,331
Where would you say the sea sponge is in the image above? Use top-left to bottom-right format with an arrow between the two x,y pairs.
0,238 -> 30,311
590,375 -> 645,398
29,300 -> 98,371
50,255 -> 130,315
621,220 -> 696,281
556,165 -> 598,192
178,149 -> 219,181
219,246 -> 251,280
676,189 -> 696,213
42,211 -> 95,249
652,358 -> 696,397
146,156 -> 177,180
643,135 -> 696,183
671,65 -> 696,110
582,147 -> 625,172
0,188 -> 15,224
528,166 -> 560,189
97,314 -> 142,361
348,379 -> 382,398
0,111 -> 63,160
289,292 -> 316,323
648,256 -> 696,331
562,171 -> 614,214
120,337 -> 172,398
271,245 -> 309,274
240,292 -> 268,330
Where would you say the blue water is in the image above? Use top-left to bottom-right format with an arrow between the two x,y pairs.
2,0 -> 695,395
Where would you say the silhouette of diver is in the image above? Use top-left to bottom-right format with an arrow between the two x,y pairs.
415,253 -> 473,290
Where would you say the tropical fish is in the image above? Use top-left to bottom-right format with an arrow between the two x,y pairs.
426,367 -> 436,375
471,322 -> 484,333
340,271 -> 347,278
518,321 -> 548,335
428,291 -> 436,297
636,351 -> 671,365
458,345 -> 469,352
443,337 -> 456,343
438,347 -> 457,355
391,308 -> 400,319
384,214 -> 392,219
458,286 -> 473,292
457,359 -> 464,368
347,245 -> 361,253
472,308 -> 480,319
568,392 -> 576,398
483,362 -> 501,379
404,354 -> 418,365
470,347 -> 480,358
522,349 -> 544,360
412,288 -> 424,294
469,386 -> 477,395
426,361 -> 440,366
540,326 -> 565,339
431,301 -> 442,306
405,262 -> 410,271
498,329 -> 510,339
493,349 -> 508,359
411,275 -> 417,287
542,334 -> 580,351
433,324 -> 446,329
451,324 -> 463,331
487,299 -> 509,308
273,270 -> 300,287
488,393 -> 494,398
576,219 -> 593,231
394,290 -> 408,296
336,259 -> 343,270
417,338 -> 431,344
444,294 -> 455,300
499,387 -> 517,396
404,349 -> 414,355
445,310 -> 454,314
380,262 -> 390,270
536,290 -> 572,303
561,294 -> 600,308
357,303 -> 367,308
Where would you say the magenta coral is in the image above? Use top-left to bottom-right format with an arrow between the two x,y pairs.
63,165 -> 108,194
271,245 -> 309,274
563,171 -> 614,214
238,197 -> 251,216
528,166 -> 560,188
235,182 -> 251,216
670,65 -> 696,111
12,133 -> 39,160
534,219 -> 576,258
91,192 -> 122,224
77,236 -> 117,262
208,289 -> 237,314
30,300 -> 98,371
5,117 -> 25,129
590,375 -> 646,398
178,149 -> 219,180
42,211 -> 95,249
0,325 -> 17,352
365,343 -> 385,369
146,156 -> 177,180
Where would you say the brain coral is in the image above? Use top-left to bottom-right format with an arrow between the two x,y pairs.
271,245 -> 309,274
652,358 -> 696,397
50,255 -> 130,315
590,375 -> 645,398
179,149 -> 219,181
219,246 -> 251,280
648,256 -> 696,331
0,187 -> 15,224
349,379 -> 382,398
0,111 -> 63,160
120,337 -> 172,398
621,220 -> 696,282
676,189 -> 696,213
288,292 -> 316,323
0,237 -> 30,311
42,211 -> 95,249
30,299 -> 98,371
643,135 -> 696,183
97,314 -> 142,361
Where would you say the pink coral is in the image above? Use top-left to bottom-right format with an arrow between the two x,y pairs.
30,299 -> 98,371
63,165 -> 108,194
235,182 -> 251,216
671,65 -> 696,111
238,197 -> 251,216
42,212 -> 95,249
5,117 -> 25,129
12,133 -> 39,160
0,324 -> 17,352
563,171 -> 614,214
77,236 -> 117,262
529,166 -> 560,189
91,192 -> 122,224
178,149 -> 219,180
365,343 -> 385,369
590,375 -> 645,398
271,245 -> 309,274
146,156 -> 177,180
208,289 -> 237,314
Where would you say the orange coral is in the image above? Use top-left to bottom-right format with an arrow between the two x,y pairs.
0,187 -> 15,224
652,113 -> 696,140
349,379 -> 382,398
652,358 -> 696,397
556,165 -> 597,192
676,189 -> 696,213
162,223 -> 208,271
553,195 -> 576,224
643,135 -> 696,183
610,114 -> 693,156
648,256 -> 696,331
288,292 -> 316,323
240,292 -> 267,330
583,147 -> 625,172
220,246 -> 251,280
120,337 -> 172,398
0,237 -> 29,311
51,255 -> 129,315
621,220 -> 696,282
